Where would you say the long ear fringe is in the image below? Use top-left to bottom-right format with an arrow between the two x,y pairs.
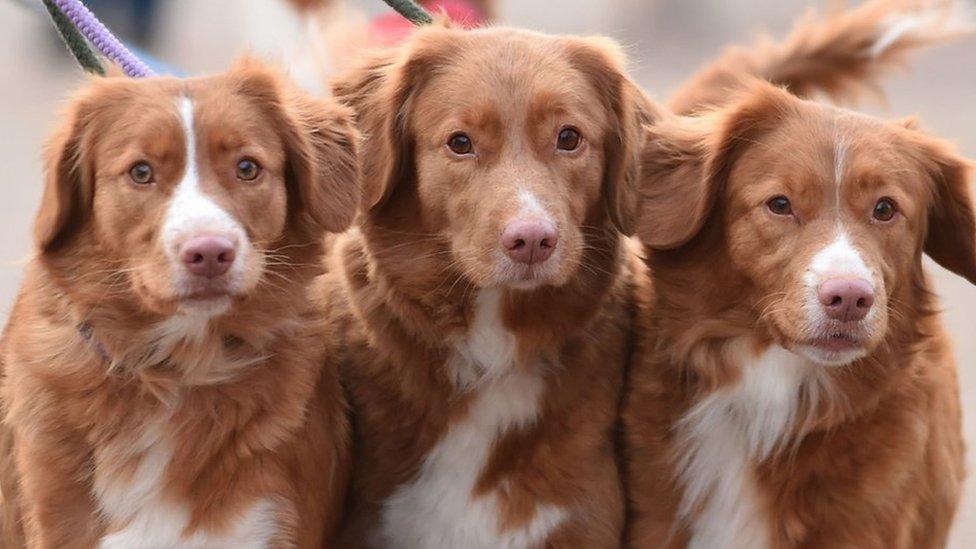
564,36 -> 643,236
330,26 -> 455,214
637,80 -> 798,250
915,136 -> 976,284
35,92 -> 97,253
231,57 -> 361,235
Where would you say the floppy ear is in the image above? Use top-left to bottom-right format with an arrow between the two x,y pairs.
637,81 -> 798,249
281,94 -> 360,234
233,58 -> 360,234
331,32 -> 449,213
636,115 -> 710,249
565,37 -> 643,236
916,139 -> 976,284
34,100 -> 96,253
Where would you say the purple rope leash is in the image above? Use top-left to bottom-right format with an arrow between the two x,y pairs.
53,0 -> 155,78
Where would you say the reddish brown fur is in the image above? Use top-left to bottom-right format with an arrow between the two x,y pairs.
316,25 -> 647,546
625,81 -> 971,547
0,59 -> 358,547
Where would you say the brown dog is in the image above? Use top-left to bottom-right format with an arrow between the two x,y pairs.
0,58 -> 358,547
316,25 -> 646,547
625,78 -> 971,548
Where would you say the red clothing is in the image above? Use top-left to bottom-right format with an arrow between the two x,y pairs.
371,0 -> 487,44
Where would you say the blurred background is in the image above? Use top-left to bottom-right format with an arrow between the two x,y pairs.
0,0 -> 973,544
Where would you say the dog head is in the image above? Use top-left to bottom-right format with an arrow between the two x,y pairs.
35,57 -> 359,321
639,81 -> 975,366
333,26 -> 641,291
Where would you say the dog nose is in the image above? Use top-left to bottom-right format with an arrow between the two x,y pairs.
818,278 -> 874,322
501,220 -> 558,265
180,236 -> 236,279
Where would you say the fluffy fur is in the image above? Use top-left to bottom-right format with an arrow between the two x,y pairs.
0,59 -> 359,548
316,25 -> 647,547
625,80 -> 971,548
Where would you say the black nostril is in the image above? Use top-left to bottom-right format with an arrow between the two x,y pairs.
540,239 -> 551,248
513,239 -> 526,249
856,298 -> 867,308
218,252 -> 230,263
192,253 -> 204,264
830,296 -> 843,306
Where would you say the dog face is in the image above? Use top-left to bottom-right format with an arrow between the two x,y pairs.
334,26 -> 640,291
640,82 -> 975,366
35,58 -> 359,319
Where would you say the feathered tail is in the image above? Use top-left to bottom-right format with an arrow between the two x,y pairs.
670,0 -> 973,114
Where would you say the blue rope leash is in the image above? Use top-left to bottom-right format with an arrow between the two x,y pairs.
17,0 -> 430,77
48,0 -> 155,77
9,0 -> 180,77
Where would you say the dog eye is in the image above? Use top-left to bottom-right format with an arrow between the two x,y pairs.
236,158 -> 261,181
767,196 -> 792,216
447,133 -> 474,156
556,127 -> 581,152
128,162 -> 154,185
872,197 -> 897,222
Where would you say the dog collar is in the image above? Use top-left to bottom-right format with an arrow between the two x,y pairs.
76,322 -> 112,363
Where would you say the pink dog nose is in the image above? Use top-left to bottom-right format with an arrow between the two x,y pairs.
180,236 -> 236,279
818,278 -> 874,322
501,220 -> 558,265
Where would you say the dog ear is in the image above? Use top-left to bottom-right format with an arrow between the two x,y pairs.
34,96 -> 97,253
331,31 -> 450,214
636,114 -> 710,249
637,81 -> 797,249
233,57 -> 360,234
565,37 -> 643,236
914,138 -> 976,284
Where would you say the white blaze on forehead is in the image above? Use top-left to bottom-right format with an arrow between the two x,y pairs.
834,136 -> 848,188
162,98 -> 246,255
832,130 -> 851,217
804,232 -> 873,287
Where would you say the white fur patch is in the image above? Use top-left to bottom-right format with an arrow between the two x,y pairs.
499,189 -> 562,290
154,313 -> 211,347
380,290 -> 567,548
675,345 -> 832,549
162,98 -> 249,314
449,289 -> 518,387
803,232 -> 873,289
833,136 -> 848,192
798,231 -> 880,365
95,424 -> 279,548
516,188 -> 552,222
100,498 -> 278,549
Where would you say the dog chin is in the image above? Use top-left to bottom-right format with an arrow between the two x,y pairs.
177,295 -> 232,317
795,342 -> 868,367
504,278 -> 547,291
493,263 -> 565,290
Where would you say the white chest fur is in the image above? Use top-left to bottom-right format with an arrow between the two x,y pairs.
675,345 -> 831,549
94,423 -> 278,548
378,290 -> 567,548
